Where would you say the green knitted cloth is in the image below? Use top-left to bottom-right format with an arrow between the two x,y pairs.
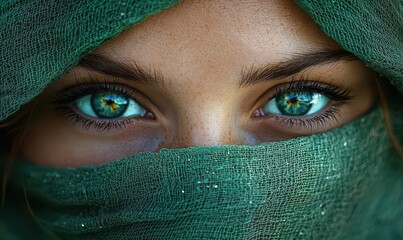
295,1 -> 403,93
5,108 -> 402,239
1,0 -> 402,239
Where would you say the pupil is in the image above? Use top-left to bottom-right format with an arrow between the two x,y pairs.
105,99 -> 114,105
289,97 -> 298,103
91,93 -> 129,118
275,92 -> 313,116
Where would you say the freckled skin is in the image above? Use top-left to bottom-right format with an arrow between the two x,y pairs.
21,0 -> 376,167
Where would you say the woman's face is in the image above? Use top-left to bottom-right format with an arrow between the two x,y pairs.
23,0 -> 376,167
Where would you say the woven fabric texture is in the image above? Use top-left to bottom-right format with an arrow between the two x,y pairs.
0,0 -> 179,122
295,0 -> 403,93
0,0 -> 402,239
7,109 -> 399,239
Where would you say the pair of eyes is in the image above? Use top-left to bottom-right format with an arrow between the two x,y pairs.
75,91 -> 329,119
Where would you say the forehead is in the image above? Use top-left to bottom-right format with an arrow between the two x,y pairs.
91,0 -> 340,84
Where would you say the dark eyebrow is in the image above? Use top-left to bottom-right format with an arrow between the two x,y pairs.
240,50 -> 358,87
78,53 -> 164,86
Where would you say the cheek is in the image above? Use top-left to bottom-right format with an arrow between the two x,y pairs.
21,116 -> 164,167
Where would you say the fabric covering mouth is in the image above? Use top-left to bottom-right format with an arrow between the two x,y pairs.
7,108 -> 393,239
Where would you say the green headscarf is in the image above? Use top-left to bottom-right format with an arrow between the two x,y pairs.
1,1 -> 402,239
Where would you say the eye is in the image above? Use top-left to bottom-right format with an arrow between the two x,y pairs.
262,91 -> 329,116
75,92 -> 147,119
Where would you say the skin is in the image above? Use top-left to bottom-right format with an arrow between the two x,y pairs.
22,0 -> 376,167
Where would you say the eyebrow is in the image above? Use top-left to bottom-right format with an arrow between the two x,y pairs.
78,53 -> 164,86
79,50 -> 357,88
240,50 -> 358,87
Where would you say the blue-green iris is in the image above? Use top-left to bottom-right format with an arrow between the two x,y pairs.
261,91 -> 329,117
275,91 -> 313,116
75,92 -> 147,119
91,93 -> 129,118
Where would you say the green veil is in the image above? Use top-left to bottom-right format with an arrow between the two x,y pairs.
0,1 -> 402,239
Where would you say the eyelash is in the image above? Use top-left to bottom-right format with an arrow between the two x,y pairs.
257,78 -> 353,129
53,77 -> 151,132
53,77 -> 353,132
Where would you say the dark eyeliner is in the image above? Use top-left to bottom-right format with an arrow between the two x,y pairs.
56,108 -> 131,132
52,76 -> 153,132
279,105 -> 343,130
269,78 -> 354,102
53,77 -> 138,105
257,78 -> 354,129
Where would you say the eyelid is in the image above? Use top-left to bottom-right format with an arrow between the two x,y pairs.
268,79 -> 352,101
51,77 -> 159,131
249,79 -> 354,134
52,76 -> 155,114
251,78 -> 353,115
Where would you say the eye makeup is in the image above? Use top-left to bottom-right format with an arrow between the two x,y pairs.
52,77 -> 155,132
253,79 -> 354,131
50,73 -> 359,139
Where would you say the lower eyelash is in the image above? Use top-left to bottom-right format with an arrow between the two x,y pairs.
276,103 -> 344,130
55,76 -> 352,132
56,105 -> 130,132
257,79 -> 353,130
52,78 -> 153,132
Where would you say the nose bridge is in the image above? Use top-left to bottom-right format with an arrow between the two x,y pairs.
165,104 -> 244,148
